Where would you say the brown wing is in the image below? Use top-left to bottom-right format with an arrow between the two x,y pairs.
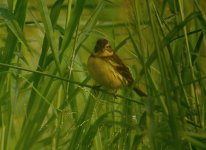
105,53 -> 134,84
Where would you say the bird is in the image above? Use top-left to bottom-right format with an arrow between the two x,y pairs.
87,38 -> 147,97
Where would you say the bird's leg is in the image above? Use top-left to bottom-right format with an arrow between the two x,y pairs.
112,89 -> 118,99
91,85 -> 101,95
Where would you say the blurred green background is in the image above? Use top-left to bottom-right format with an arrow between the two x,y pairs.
0,0 -> 206,150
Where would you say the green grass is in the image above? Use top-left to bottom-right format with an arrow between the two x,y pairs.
0,0 -> 206,149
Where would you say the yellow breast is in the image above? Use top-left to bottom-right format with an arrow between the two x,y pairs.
87,56 -> 127,89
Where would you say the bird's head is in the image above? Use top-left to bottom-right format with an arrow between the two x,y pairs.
93,39 -> 113,57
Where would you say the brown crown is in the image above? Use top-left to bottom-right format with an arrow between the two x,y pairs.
94,39 -> 109,52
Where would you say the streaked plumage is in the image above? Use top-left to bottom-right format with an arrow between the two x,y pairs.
87,39 -> 146,97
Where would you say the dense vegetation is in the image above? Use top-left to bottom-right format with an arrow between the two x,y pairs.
0,0 -> 206,149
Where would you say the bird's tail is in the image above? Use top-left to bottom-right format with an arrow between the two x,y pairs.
133,86 -> 147,97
